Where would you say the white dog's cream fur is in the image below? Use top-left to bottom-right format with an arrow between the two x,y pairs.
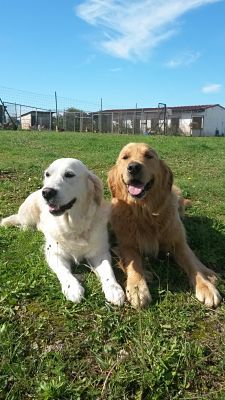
1,158 -> 125,306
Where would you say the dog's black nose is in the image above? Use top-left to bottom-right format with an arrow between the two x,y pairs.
127,162 -> 142,175
42,187 -> 57,200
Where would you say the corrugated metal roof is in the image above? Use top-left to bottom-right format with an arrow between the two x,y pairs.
20,110 -> 54,117
101,104 -> 224,113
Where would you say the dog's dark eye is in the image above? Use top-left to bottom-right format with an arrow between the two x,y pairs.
145,153 -> 153,159
45,171 -> 50,177
64,171 -> 75,178
122,154 -> 129,160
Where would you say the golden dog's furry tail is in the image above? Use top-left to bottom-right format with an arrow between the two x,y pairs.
183,198 -> 192,208
172,185 -> 192,218
178,197 -> 192,219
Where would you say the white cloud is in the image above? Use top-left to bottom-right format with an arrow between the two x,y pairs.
75,0 -> 221,60
201,83 -> 222,93
165,51 -> 200,68
109,67 -> 122,72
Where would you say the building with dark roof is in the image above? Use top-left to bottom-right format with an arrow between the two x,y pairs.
19,110 -> 54,130
94,104 -> 225,136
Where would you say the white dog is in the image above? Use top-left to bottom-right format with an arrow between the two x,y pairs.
1,158 -> 125,306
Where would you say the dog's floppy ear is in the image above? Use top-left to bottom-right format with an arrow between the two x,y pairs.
107,166 -> 117,197
88,171 -> 103,205
160,160 -> 173,191
107,165 -> 124,198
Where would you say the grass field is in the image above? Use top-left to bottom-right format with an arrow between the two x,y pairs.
0,130 -> 225,400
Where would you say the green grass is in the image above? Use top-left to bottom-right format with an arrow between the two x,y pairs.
0,130 -> 225,400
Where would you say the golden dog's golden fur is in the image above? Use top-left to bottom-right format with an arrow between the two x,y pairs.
108,142 -> 221,308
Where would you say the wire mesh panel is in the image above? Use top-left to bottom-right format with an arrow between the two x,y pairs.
1,85 -> 213,135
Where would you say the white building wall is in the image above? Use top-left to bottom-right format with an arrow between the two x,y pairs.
203,106 -> 225,136
168,112 -> 192,135
179,118 -> 192,135
172,107 -> 225,136
21,114 -> 31,130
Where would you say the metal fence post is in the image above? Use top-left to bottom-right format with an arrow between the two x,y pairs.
20,105 -> 22,129
35,108 -> 38,129
111,112 -> 113,134
49,111 -> 52,130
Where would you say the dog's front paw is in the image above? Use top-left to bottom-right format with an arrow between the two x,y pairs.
103,282 -> 125,306
195,280 -> 221,308
126,279 -> 152,308
61,277 -> 84,303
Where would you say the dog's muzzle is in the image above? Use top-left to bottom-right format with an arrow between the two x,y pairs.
125,162 -> 154,199
42,187 -> 76,216
42,187 -> 57,201
127,162 -> 142,176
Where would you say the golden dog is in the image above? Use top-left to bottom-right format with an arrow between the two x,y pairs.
108,142 -> 221,309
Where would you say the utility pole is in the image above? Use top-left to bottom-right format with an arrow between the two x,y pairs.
133,103 -> 137,134
55,91 -> 58,131
99,97 -> 102,133
158,102 -> 167,135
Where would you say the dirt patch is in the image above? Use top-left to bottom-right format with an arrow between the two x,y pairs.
0,171 -> 17,181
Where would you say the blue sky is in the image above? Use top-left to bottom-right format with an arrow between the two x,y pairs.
0,0 -> 225,110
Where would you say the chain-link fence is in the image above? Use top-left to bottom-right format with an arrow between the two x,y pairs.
0,101 -> 169,135
0,85 -> 170,134
0,101 -> 54,130
2,86 -> 202,135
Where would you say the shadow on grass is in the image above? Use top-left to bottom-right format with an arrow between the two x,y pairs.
110,215 -> 225,305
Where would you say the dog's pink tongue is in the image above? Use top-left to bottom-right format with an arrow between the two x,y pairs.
128,185 -> 143,196
49,205 -> 60,212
